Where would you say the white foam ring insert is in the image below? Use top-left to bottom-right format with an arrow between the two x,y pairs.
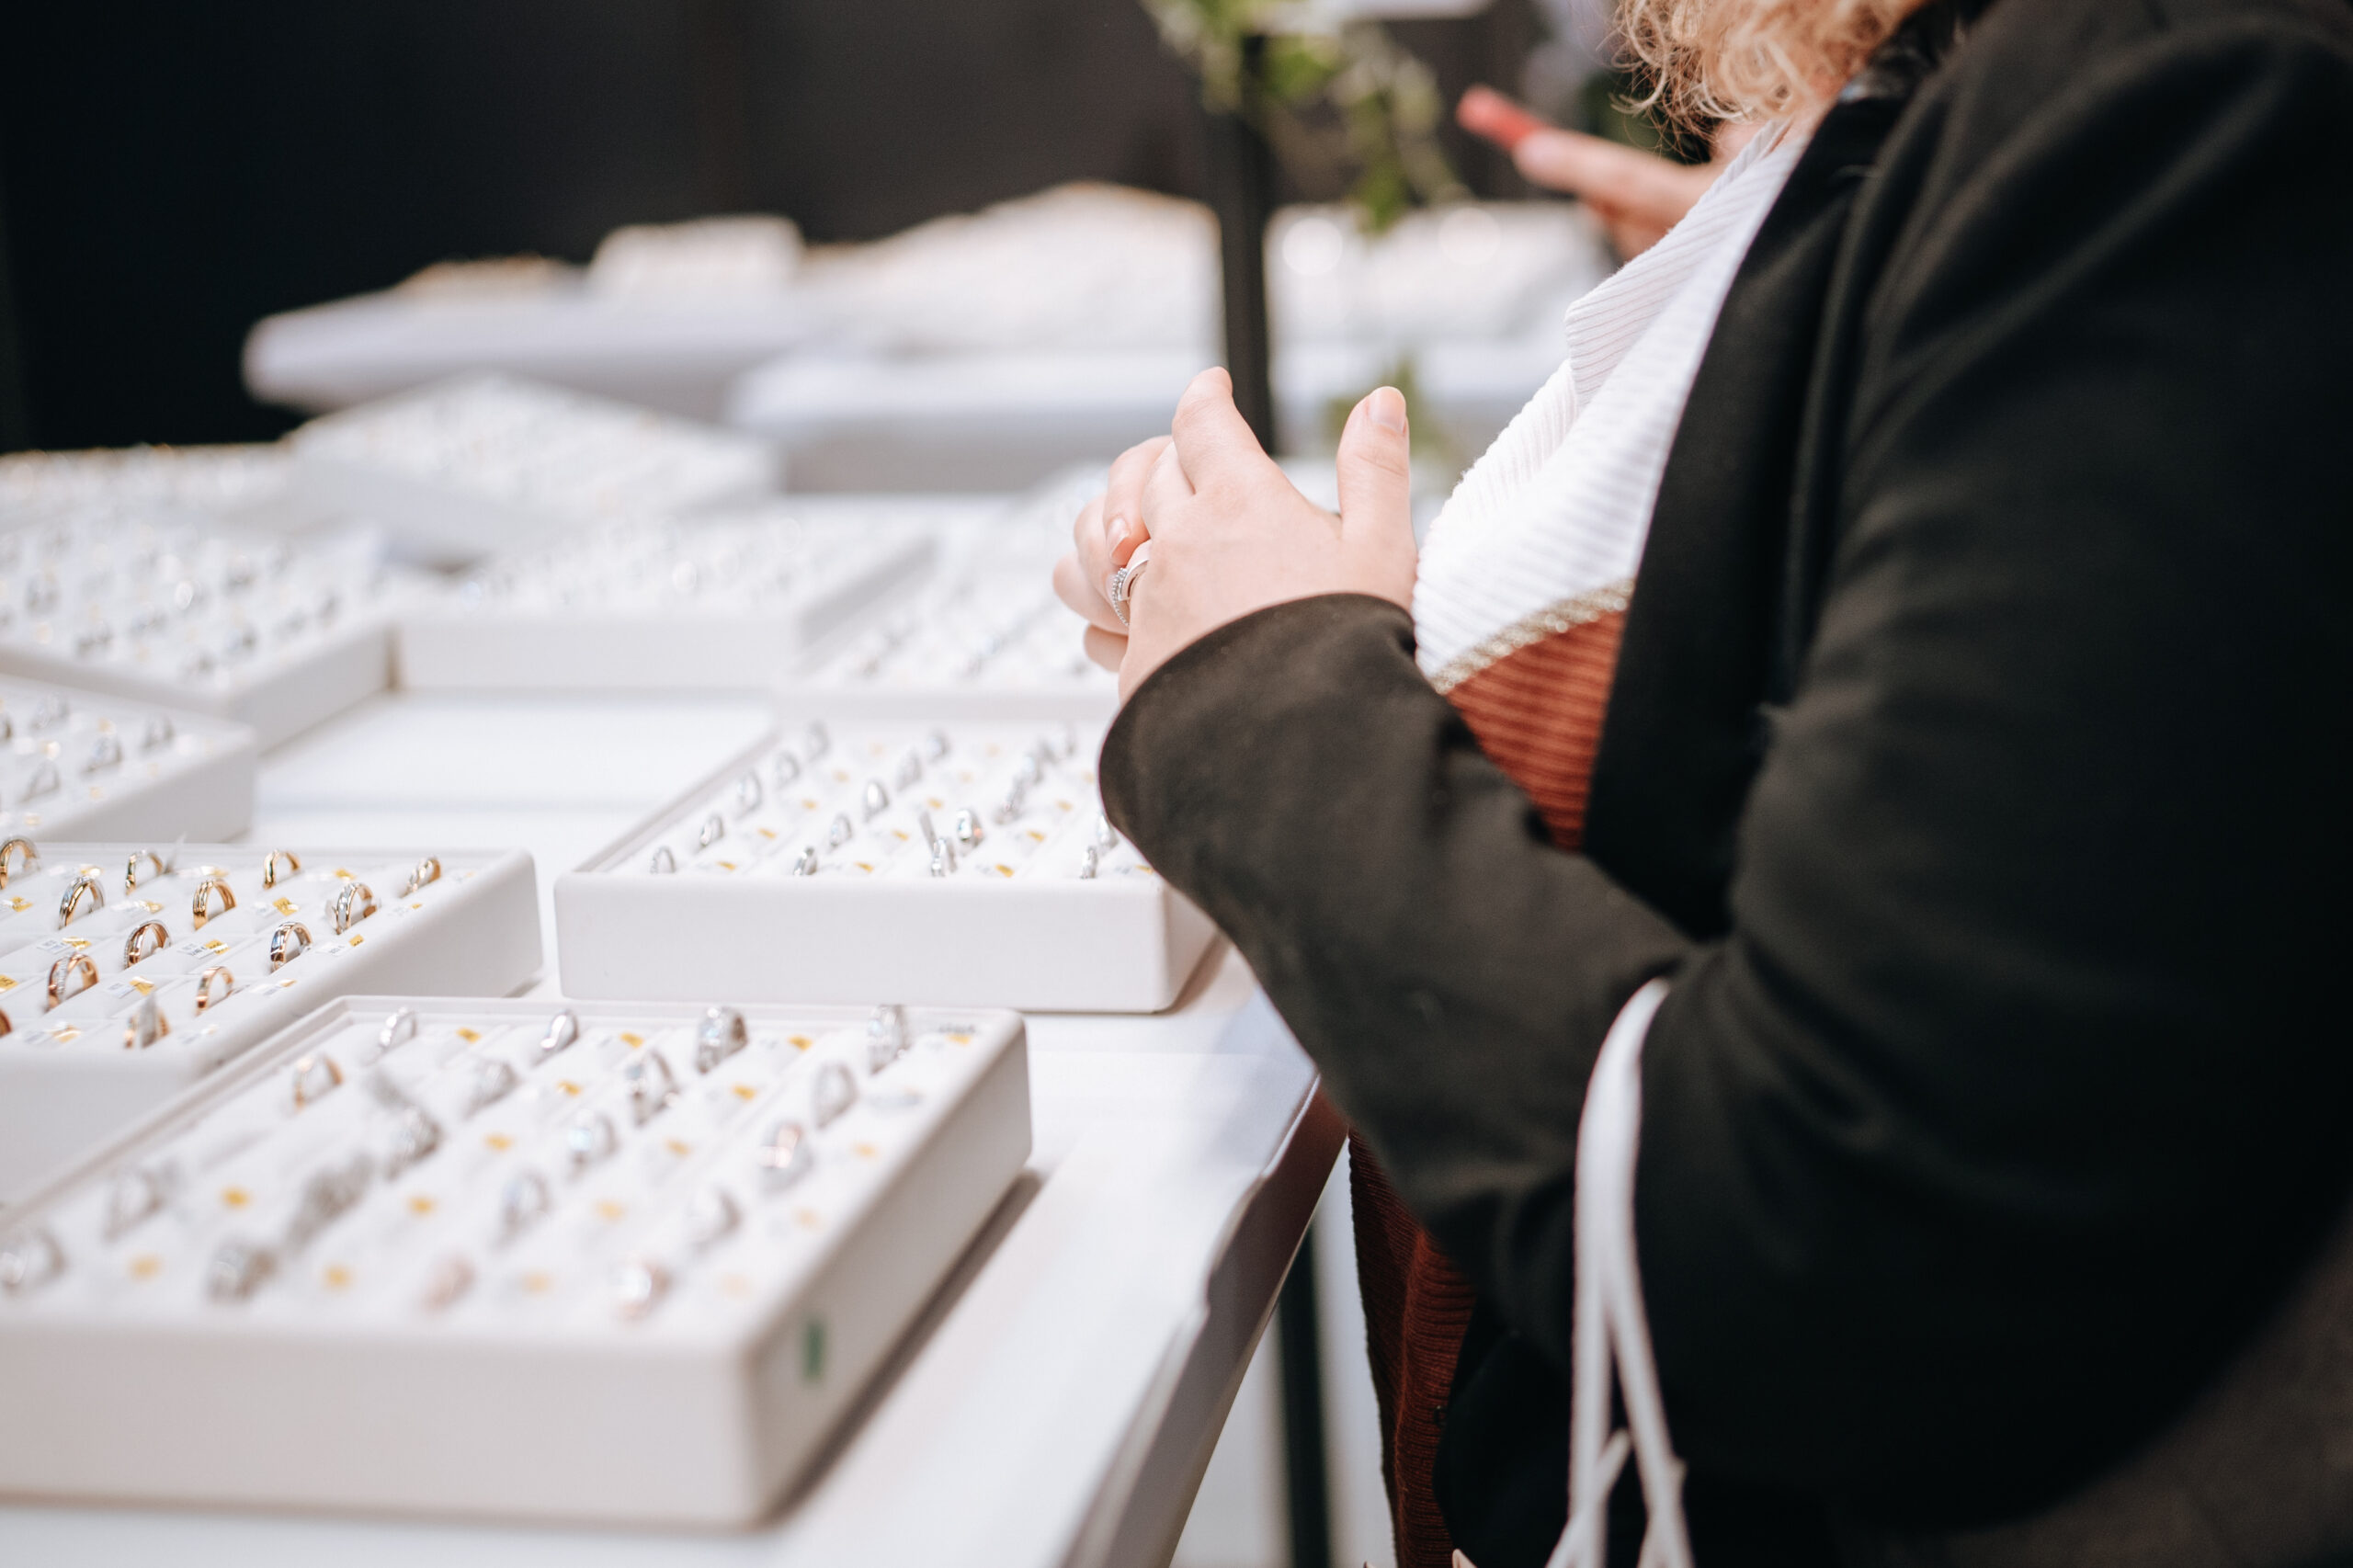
0,678 -> 256,843
0,996 -> 1030,1527
0,846 -> 540,1200
0,507 -> 396,749
557,721 -> 1217,1013
780,472 -> 1116,721
291,373 -> 779,566
393,506 -> 937,691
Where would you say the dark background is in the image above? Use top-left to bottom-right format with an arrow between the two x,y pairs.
0,0 -> 1541,453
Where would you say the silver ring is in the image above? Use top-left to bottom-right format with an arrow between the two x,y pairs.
1108,540 -> 1153,629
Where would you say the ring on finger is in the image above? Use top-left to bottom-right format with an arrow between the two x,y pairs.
1108,540 -> 1154,630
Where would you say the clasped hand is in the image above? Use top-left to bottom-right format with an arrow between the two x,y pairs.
1052,367 -> 1419,701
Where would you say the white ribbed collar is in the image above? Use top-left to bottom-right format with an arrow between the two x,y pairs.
1413,125 -> 1806,687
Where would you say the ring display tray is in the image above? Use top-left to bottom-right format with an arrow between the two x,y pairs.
0,996 -> 1030,1528
779,469 -> 1115,721
556,721 -> 1216,1013
0,445 -> 291,521
392,507 -> 937,692
0,679 -> 257,843
290,373 -> 779,566
0,846 -> 540,1200
780,558 -> 1117,721
0,510 -> 397,749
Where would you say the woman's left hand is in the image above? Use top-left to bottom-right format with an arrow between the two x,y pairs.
1053,367 -> 1418,701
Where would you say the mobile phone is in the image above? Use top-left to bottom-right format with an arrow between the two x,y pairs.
1457,85 -> 1552,153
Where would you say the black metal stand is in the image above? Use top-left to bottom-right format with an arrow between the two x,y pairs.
1199,40 -> 1281,454
1204,50 -> 1332,1567
1275,1223 -> 1335,1568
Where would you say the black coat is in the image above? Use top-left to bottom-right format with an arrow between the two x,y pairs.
1099,0 -> 2353,1561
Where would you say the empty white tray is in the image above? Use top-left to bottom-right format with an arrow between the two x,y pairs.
556,721 -> 1217,1013
0,996 -> 1029,1527
0,845 -> 540,1199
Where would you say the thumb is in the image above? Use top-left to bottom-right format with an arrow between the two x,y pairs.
1170,366 -> 1274,489
1335,386 -> 1417,608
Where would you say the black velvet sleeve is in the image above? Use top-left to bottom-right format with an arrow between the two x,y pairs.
1100,0 -> 2353,1531
1100,594 -> 1689,1286
1631,4 -> 2353,1523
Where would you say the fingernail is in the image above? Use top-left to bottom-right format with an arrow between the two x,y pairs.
1106,516 -> 1136,560
1368,386 -> 1407,434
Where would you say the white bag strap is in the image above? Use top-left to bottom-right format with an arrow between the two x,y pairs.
1548,977 -> 1690,1568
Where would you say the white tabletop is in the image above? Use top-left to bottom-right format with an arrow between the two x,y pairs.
0,692 -> 1336,1568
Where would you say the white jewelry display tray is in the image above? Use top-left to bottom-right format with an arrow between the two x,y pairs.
0,678 -> 256,844
290,373 -> 779,567
392,507 -> 937,692
776,468 -> 1111,721
0,846 -> 540,1201
0,444 -> 290,521
0,996 -> 1030,1528
556,721 -> 1218,1013
779,560 -> 1117,722
0,512 -> 397,750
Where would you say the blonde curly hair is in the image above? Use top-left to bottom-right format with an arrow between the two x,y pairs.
1620,0 -> 1925,124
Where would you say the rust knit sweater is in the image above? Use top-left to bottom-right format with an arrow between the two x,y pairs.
1350,604 -> 1626,1568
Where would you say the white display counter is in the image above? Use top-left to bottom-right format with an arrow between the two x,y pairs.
0,690 -> 1337,1568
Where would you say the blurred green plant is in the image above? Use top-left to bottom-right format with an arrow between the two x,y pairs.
1141,0 -> 1463,232
1322,354 -> 1456,469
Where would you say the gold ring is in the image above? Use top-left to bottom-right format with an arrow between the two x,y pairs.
267,920 -> 312,971
329,880 -> 376,936
122,920 -> 169,968
56,872 -> 104,930
0,837 -> 37,887
122,996 -> 169,1051
122,847 -> 167,893
190,876 -> 236,930
260,849 -> 301,889
194,965 -> 234,1012
46,952 -> 98,1010
399,857 -> 442,897
0,1006 -> 11,1038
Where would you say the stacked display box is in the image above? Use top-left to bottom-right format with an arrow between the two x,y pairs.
557,720 -> 1215,1013
0,997 -> 1029,1525
0,845 -> 540,1199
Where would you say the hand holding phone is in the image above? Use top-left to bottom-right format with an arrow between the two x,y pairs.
1457,85 -> 1552,153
